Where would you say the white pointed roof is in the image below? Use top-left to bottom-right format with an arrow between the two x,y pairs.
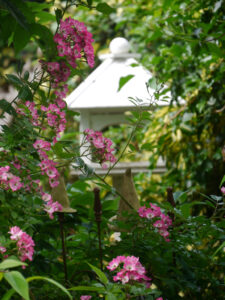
66,37 -> 171,112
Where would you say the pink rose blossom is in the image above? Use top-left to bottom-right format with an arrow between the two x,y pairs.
0,166 -> 24,192
107,255 -> 125,271
83,129 -> 116,168
42,193 -> 52,202
54,17 -> 94,69
9,226 -> 23,240
9,226 -> 35,264
44,200 -> 62,219
0,246 -> 7,253
138,204 -> 172,241
33,139 -> 51,151
0,166 -> 10,180
221,186 -> 225,194
107,255 -> 151,286
49,178 -> 60,188
9,176 -> 23,191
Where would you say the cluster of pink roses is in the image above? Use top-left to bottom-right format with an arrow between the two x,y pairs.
34,139 -> 59,187
41,102 -> 67,143
19,98 -> 67,145
84,129 -> 116,168
9,226 -> 35,265
80,296 -> 92,300
221,186 -> 225,194
39,60 -> 68,141
33,139 -> 62,218
38,185 -> 63,220
17,99 -> 67,143
36,18 -> 94,145
41,61 -> 70,87
14,18 -> 95,221
107,255 -> 151,286
138,204 -> 172,242
42,194 -> 62,219
41,191 -> 62,219
0,245 -> 7,255
0,166 -> 23,192
0,153 -> 61,219
25,101 -> 40,126
34,139 -> 60,187
54,17 -> 94,69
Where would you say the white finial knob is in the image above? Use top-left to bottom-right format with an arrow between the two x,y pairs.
109,37 -> 130,54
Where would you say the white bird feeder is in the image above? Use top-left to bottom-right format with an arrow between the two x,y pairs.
66,37 -> 169,175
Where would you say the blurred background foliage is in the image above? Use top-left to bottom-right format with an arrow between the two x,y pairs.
1,0 -> 224,200
66,0 -> 225,202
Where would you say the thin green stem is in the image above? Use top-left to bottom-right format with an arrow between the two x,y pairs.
93,172 -> 133,210
103,111 -> 144,180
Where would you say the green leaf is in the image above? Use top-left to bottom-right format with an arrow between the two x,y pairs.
118,75 -> 135,92
4,271 -> 30,300
180,203 -> 191,218
0,0 -> 30,31
88,263 -> 108,286
59,152 -> 76,159
129,144 -> 136,151
8,31 -> 15,46
69,286 -> 105,292
219,175 -> 225,187
141,143 -> 153,150
141,111 -> 151,119
210,195 -> 222,202
212,241 -> 225,258
6,74 -> 22,86
96,3 -> 115,14
199,193 -> 216,207
27,276 -> 72,299
23,71 -> 29,81
26,2 -> 52,11
1,14 -> 17,43
106,293 -> 117,300
93,181 -> 115,192
52,143 -> 75,159
36,11 -> 55,23
0,259 -> 27,270
2,289 -> 16,300
0,99 -> 16,116
30,23 -> 55,58
148,77 -> 157,89
207,42 -> 222,57
14,24 -> 31,53
173,190 -> 188,203
18,85 -> 32,100
180,123 -> 193,133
